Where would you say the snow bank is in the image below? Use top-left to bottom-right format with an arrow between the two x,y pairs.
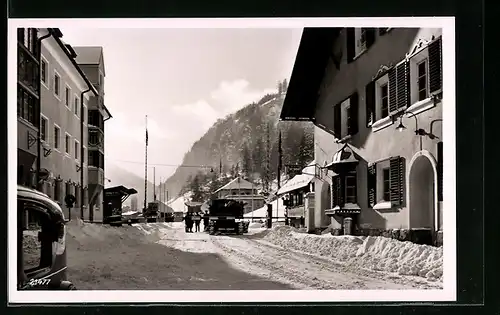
264,226 -> 443,281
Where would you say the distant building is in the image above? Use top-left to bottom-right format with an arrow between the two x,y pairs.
130,196 -> 138,211
277,161 -> 316,228
214,177 -> 266,214
73,46 -> 112,222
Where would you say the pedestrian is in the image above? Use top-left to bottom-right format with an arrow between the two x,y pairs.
194,212 -> 201,232
184,213 -> 192,233
203,211 -> 209,231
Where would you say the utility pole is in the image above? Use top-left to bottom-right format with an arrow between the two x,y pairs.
153,167 -> 156,202
144,115 -> 148,212
276,129 -> 282,222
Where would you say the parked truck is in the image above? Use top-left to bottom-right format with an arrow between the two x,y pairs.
143,202 -> 159,223
206,199 -> 249,235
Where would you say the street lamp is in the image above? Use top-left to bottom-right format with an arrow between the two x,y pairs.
395,110 -> 427,136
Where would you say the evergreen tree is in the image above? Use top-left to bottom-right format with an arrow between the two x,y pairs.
240,143 -> 252,178
189,174 -> 204,202
277,81 -> 283,94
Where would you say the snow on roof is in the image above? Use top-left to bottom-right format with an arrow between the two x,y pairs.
277,160 -> 316,195
244,197 -> 286,221
214,177 -> 255,193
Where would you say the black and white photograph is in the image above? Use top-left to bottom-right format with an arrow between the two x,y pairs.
8,18 -> 456,303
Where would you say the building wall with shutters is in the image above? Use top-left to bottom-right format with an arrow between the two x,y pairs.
313,28 -> 443,230
37,31 -> 93,219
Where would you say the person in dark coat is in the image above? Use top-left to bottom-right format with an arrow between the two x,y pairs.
203,211 -> 209,231
184,213 -> 193,232
193,212 -> 201,232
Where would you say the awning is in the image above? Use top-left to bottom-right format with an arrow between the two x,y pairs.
278,173 -> 314,195
325,144 -> 359,172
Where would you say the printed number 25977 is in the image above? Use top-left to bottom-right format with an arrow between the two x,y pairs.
28,279 -> 51,287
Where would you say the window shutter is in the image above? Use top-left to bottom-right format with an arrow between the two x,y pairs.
365,28 -> 376,49
333,103 -> 341,138
367,164 -> 377,208
396,61 -> 410,110
437,142 -> 443,201
348,92 -> 359,135
365,81 -> 376,127
429,37 -> 442,94
388,68 -> 397,113
389,156 -> 405,207
346,28 -> 355,63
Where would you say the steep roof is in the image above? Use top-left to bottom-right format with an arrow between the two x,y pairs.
214,177 -> 255,193
280,28 -> 341,121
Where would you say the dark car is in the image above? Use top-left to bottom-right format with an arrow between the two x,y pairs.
17,185 -> 76,290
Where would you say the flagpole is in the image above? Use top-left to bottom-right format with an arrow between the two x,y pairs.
276,129 -> 282,222
144,115 -> 148,212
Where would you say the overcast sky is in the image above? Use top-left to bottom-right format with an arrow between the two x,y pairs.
61,27 -> 302,182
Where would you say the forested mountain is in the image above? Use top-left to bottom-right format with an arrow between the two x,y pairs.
164,80 -> 315,201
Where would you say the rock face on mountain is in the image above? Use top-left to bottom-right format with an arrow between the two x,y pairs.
164,90 -> 315,199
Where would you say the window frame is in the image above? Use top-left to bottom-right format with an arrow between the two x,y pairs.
64,132 -> 71,156
74,139 -> 80,161
40,55 -> 49,89
53,124 -> 61,151
74,95 -> 80,118
18,199 -> 54,278
53,71 -> 61,99
64,84 -> 71,109
40,115 -> 48,142
416,58 -> 429,102
382,167 -> 390,202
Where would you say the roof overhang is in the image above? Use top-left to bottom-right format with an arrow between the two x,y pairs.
280,27 -> 341,122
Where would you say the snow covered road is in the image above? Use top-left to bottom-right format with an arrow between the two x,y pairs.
66,221 -> 441,290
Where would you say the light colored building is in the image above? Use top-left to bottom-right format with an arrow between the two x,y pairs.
37,28 -> 98,220
281,28 -> 443,244
73,46 -> 112,222
277,160 -> 316,228
214,177 -> 266,214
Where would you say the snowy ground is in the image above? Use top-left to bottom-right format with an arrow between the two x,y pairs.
65,220 -> 442,290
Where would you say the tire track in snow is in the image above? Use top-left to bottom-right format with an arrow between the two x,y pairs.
211,235 -> 414,290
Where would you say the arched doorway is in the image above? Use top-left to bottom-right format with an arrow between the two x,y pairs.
409,152 -> 436,230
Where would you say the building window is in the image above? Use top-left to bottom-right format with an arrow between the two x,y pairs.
367,156 -> 406,208
65,86 -> 71,107
409,37 -> 442,106
54,125 -> 60,149
40,58 -> 48,86
74,140 -> 79,160
89,110 -> 104,129
40,116 -> 48,142
382,168 -> 390,202
17,86 -> 38,126
18,28 -> 38,55
346,28 -> 376,62
88,130 -> 102,147
74,96 -> 80,117
89,150 -> 104,169
333,93 -> 359,139
54,73 -> 60,97
380,83 -> 389,118
332,171 -> 358,207
65,134 -> 70,154
417,59 -> 428,101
